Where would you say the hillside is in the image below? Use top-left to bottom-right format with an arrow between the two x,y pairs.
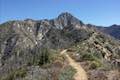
86,24 -> 120,40
99,24 -> 120,40
0,12 -> 120,80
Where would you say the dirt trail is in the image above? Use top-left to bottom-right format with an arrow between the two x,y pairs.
61,50 -> 88,80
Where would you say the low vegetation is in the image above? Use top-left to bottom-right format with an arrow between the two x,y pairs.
1,67 -> 27,80
58,66 -> 76,80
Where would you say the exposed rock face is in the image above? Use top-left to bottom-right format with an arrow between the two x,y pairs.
56,12 -> 84,27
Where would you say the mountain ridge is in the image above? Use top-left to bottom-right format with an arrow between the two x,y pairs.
0,12 -> 120,80
1,12 -> 119,40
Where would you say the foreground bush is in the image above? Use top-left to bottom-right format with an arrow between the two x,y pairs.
1,67 -> 27,80
58,66 -> 76,80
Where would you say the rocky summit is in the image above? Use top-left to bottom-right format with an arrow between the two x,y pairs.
0,12 -> 120,80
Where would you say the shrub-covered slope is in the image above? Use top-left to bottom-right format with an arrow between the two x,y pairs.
0,12 -> 120,80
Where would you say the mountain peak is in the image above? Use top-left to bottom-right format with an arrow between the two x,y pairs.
56,12 -> 84,27
58,12 -> 74,18
24,18 -> 35,22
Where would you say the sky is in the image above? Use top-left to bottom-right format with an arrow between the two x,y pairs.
0,0 -> 120,26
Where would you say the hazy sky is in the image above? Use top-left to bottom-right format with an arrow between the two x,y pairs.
0,0 -> 120,26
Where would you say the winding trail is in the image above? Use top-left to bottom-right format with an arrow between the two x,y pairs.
60,50 -> 88,80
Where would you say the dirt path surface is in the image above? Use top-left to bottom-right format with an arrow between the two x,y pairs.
61,50 -> 88,80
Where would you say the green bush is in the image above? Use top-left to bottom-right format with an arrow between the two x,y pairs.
92,52 -> 103,59
90,61 -> 102,69
1,67 -> 27,80
58,66 -> 76,80
27,48 -> 65,68
81,53 -> 102,69
29,47 -> 51,66
1,73 -> 14,80
38,48 -> 50,66
14,67 -> 27,78
81,53 -> 95,61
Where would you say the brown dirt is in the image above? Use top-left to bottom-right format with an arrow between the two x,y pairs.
60,50 -> 88,80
